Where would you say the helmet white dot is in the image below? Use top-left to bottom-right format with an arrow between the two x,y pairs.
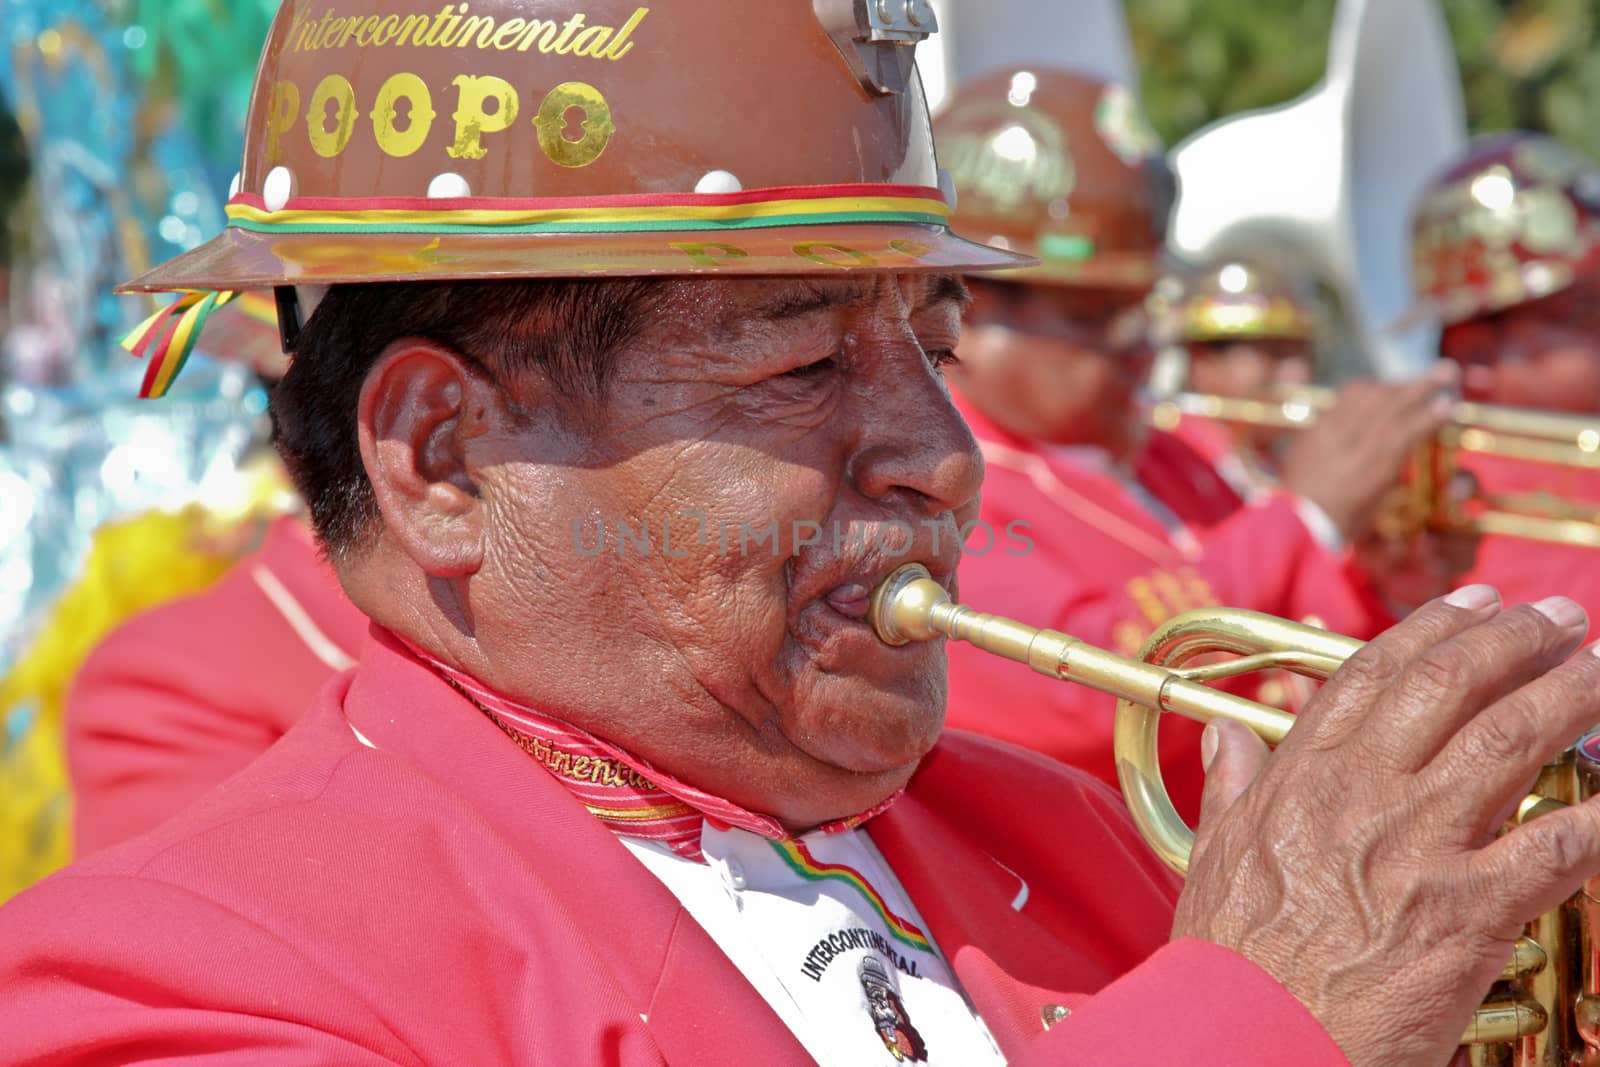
262,166 -> 295,213
227,172 -> 242,200
695,170 -> 743,195
427,172 -> 472,199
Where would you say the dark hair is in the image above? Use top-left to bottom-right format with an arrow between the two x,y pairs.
270,278 -> 662,558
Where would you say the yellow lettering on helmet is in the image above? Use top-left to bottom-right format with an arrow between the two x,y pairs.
319,16 -> 348,50
569,26 -> 612,57
550,14 -> 586,53
794,244 -> 879,268
449,75 -> 520,161
515,19 -> 558,52
534,82 -> 615,169
264,80 -> 302,164
306,74 -> 359,159
371,73 -> 436,159
669,242 -> 750,268
598,8 -> 649,61
490,18 -> 527,50
454,15 -> 496,48
354,15 -> 381,47
392,14 -> 429,46
338,18 -> 366,48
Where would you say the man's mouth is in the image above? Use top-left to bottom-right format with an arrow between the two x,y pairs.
825,583 -> 872,620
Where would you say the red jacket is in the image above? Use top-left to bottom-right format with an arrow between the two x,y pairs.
1458,455 -> 1600,642
0,628 -> 1343,1065
66,516 -> 366,855
946,396 -> 1389,823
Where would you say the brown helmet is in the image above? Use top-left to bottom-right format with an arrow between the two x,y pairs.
933,66 -> 1172,289
117,0 -> 1029,395
123,0 -> 1027,294
1402,132 -> 1600,328
1147,257 -> 1322,348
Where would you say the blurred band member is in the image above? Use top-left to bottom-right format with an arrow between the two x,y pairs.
66,293 -> 366,854
1404,132 -> 1600,638
935,68 -> 1461,817
1145,257 -> 1322,495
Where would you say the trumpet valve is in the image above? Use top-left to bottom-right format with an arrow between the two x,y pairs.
1575,993 -> 1600,1054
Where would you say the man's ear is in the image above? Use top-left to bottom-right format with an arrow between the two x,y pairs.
358,339 -> 502,578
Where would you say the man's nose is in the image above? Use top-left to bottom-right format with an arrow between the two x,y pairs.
849,366 -> 984,517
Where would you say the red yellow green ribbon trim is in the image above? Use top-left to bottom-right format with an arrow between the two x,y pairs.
224,183 -> 953,236
770,839 -> 934,953
120,290 -> 241,399
124,184 -> 951,399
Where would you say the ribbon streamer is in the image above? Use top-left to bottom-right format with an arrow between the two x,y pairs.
120,289 -> 239,398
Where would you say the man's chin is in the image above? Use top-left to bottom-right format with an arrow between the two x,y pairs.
788,687 -> 947,778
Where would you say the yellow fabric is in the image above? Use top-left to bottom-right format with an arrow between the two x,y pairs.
0,460 -> 300,902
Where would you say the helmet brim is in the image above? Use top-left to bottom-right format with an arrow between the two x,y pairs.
985,260 -> 1160,290
118,224 -> 1036,293
946,232 -> 1159,291
1389,260 -> 1581,333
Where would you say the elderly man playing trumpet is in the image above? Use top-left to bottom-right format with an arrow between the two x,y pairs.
2,4 -> 1599,1066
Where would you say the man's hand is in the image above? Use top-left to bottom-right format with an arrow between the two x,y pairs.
1173,586 -> 1600,1067
1280,367 -> 1458,542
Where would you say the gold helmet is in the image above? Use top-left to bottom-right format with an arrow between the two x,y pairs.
120,0 -> 1029,396
933,66 -> 1172,289
1402,132 -> 1600,328
1147,258 -> 1322,348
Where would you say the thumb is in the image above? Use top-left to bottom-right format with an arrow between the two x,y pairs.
1197,718 -> 1271,830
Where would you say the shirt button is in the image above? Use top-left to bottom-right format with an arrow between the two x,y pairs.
723,858 -> 748,891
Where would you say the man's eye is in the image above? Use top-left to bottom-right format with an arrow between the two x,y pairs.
925,348 -> 961,371
782,355 -> 838,380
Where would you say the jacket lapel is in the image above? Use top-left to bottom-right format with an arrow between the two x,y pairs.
870,785 -> 1111,1056
345,631 -> 813,1066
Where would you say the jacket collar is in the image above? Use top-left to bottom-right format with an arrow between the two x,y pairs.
343,627 -> 816,1067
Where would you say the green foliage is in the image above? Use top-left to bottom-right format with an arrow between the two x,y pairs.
1127,0 -> 1336,146
119,0 -> 282,164
1126,0 -> 1600,161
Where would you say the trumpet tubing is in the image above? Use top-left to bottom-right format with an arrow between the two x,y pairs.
1149,388 -> 1600,548
869,563 -> 1599,1061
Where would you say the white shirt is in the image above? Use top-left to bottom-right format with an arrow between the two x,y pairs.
622,823 -> 1008,1066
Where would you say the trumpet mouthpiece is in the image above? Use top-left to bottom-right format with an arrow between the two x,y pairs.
868,564 -> 951,646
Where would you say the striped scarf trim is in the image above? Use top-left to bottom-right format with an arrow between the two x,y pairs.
399,637 -> 900,862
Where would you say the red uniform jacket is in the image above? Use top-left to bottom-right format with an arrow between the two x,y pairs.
66,516 -> 366,855
946,396 -> 1390,822
0,628 -> 1344,1065
1460,455 -> 1600,641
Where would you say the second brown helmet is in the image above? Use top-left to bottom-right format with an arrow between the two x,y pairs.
935,66 -> 1174,289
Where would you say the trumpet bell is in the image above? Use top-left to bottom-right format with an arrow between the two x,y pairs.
921,0 -> 1138,113
1168,0 -> 1467,381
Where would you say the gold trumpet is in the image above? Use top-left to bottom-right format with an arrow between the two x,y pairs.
869,564 -> 1600,1063
1150,387 -> 1600,548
